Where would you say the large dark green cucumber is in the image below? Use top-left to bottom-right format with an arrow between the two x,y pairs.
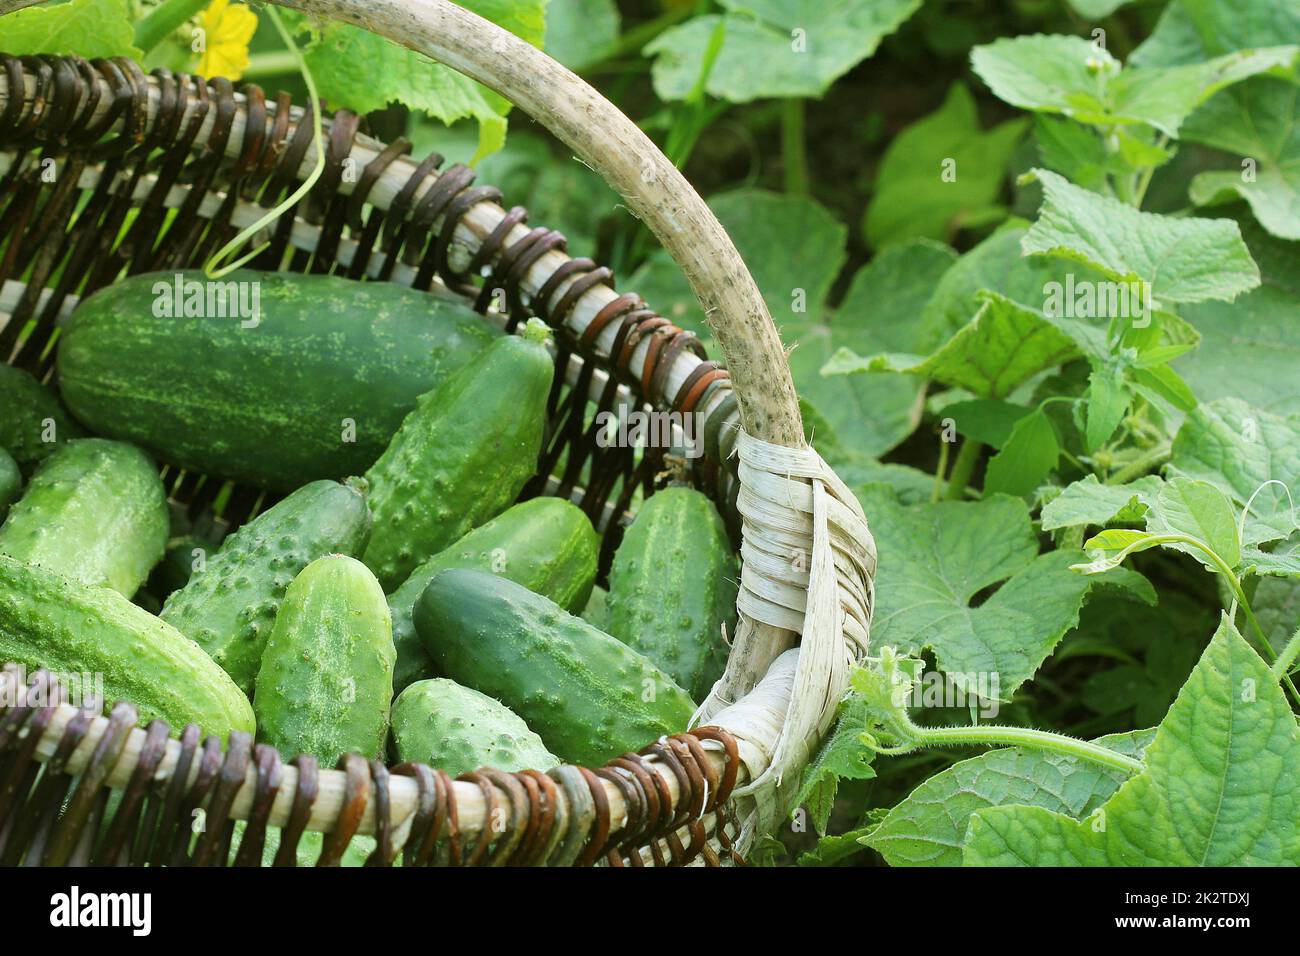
0,555 -> 255,737
362,319 -> 554,590
0,439 -> 168,598
415,569 -> 696,767
387,496 -> 598,691
0,448 -> 19,520
57,270 -> 500,490
606,486 -> 737,701
0,364 -> 84,473
253,555 -> 395,765
160,478 -> 372,695
390,678 -> 559,777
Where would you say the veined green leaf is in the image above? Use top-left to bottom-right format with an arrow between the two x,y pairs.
860,488 -> 1154,697
1144,476 -> 1242,570
984,408 -> 1061,497
864,730 -> 1153,866
1020,168 -> 1260,304
1085,365 -> 1131,453
1041,474 -> 1163,531
646,0 -> 922,102
964,618 -> 1300,865
0,0 -> 139,59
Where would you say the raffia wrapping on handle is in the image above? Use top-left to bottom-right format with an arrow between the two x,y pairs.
699,432 -> 876,849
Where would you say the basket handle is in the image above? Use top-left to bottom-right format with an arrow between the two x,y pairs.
273,0 -> 805,449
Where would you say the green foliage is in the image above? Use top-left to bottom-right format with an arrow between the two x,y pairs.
964,619 -> 1300,865
0,0 -> 139,59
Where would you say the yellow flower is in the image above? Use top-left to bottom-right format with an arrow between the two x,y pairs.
196,0 -> 258,81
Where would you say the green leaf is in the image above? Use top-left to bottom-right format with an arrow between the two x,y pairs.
1085,365 -> 1130,452
860,489 -> 1154,697
984,409 -> 1061,497
1083,528 -> 1155,552
1183,78 -> 1300,241
1144,476 -> 1243,570
939,399 -> 1033,449
864,83 -> 1027,248
0,0 -> 140,59
964,617 -> 1300,865
1133,0 -> 1300,67
970,34 -> 1297,138
916,219 -> 1111,351
824,291 -> 1081,400
1066,0 -> 1132,19
794,696 -> 878,836
1174,217 -> 1300,416
646,0 -> 922,102
1169,397 -> 1300,546
864,730 -> 1153,866
1020,168 -> 1261,304
544,0 -> 621,71
1040,474 -> 1162,531
288,0 -> 546,158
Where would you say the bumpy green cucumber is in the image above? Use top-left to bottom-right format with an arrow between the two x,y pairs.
415,569 -> 696,767
0,439 -> 168,598
160,479 -> 371,695
0,555 -> 254,737
580,585 -> 610,630
0,448 -> 19,520
57,270 -> 500,489
0,364 -> 84,473
362,320 -> 554,590
388,496 -> 598,691
606,486 -> 737,701
390,678 -> 559,777
253,555 -> 394,765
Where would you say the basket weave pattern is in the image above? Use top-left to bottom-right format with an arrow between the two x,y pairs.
0,49 -> 874,865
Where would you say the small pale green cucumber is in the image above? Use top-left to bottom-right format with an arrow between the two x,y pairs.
0,439 -> 168,598
0,448 -> 19,520
415,569 -> 696,767
387,496 -> 598,691
160,479 -> 372,695
362,320 -> 554,590
390,678 -> 559,777
606,486 -> 737,701
253,555 -> 395,765
0,364 -> 84,473
0,555 -> 254,737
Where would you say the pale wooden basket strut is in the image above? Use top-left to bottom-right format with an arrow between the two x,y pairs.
0,0 -> 876,859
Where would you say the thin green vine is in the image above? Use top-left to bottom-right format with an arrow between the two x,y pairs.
202,6 -> 325,279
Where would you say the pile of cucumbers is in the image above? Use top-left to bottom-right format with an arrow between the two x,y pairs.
0,269 -> 739,804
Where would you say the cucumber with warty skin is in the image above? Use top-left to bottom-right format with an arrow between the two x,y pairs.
415,569 -> 697,767
390,678 -> 559,777
0,555 -> 255,737
160,478 -> 372,696
362,319 -> 554,591
57,270 -> 501,490
606,486 -> 737,701
253,555 -> 395,766
387,496 -> 599,692
0,364 -> 85,473
0,439 -> 168,598
0,448 -> 19,520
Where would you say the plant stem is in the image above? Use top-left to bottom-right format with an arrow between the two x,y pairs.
606,2 -> 694,61
904,722 -> 1144,775
1271,624 -> 1300,682
1107,441 -> 1170,484
932,438 -> 952,503
944,438 -> 982,500
781,98 -> 809,195
242,51 -> 300,79
135,0 -> 209,54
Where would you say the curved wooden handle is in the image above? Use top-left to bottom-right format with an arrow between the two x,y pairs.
275,0 -> 804,448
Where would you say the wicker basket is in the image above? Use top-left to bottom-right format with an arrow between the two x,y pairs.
0,0 -> 875,867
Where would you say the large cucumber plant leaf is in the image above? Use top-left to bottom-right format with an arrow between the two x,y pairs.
1,0 -> 139,59
647,0 -> 922,103
963,618 -> 1300,865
